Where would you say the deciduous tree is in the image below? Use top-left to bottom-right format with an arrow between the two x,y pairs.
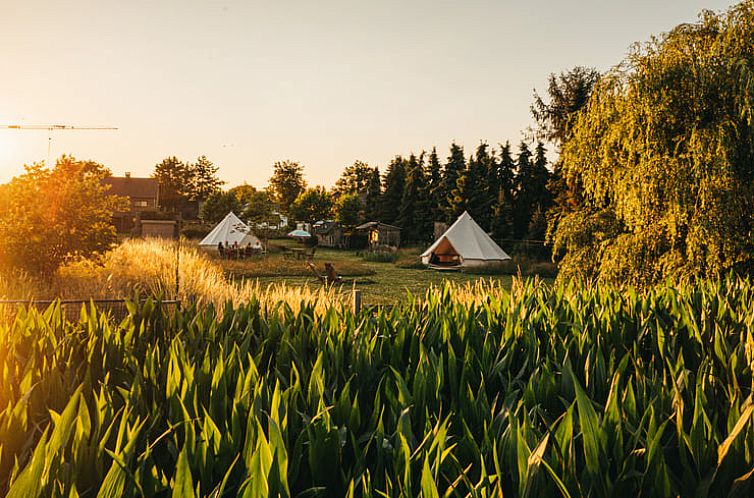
268,160 -> 307,216
199,191 -> 241,224
0,157 -> 126,276
153,156 -> 192,212
229,185 -> 275,225
335,193 -> 363,227
332,161 -> 374,199
289,187 -> 333,224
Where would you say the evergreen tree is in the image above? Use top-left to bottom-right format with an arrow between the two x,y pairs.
512,142 -> 534,238
364,167 -> 382,220
379,156 -> 406,225
473,142 -> 496,230
442,143 -> 466,222
491,142 -> 516,240
497,142 -> 516,198
491,184 -> 516,242
426,147 -> 444,222
190,155 -> 224,202
449,153 -> 481,221
398,153 -> 431,243
531,142 -> 552,213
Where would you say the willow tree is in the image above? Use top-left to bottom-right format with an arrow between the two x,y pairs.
552,2 -> 754,287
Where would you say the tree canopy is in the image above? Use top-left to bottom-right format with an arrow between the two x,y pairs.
335,193 -> 363,227
229,185 -> 275,225
268,161 -> 307,216
551,2 -> 754,286
531,66 -> 600,148
332,161 -> 374,199
289,187 -> 333,224
199,191 -> 241,224
152,155 -> 224,217
0,157 -> 126,276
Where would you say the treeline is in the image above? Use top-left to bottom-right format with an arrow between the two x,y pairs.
151,155 -> 225,218
197,142 -> 553,248
328,141 -> 551,244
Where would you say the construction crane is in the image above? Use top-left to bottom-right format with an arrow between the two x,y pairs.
0,123 -> 118,165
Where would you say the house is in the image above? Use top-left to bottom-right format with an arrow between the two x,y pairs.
355,221 -> 401,249
103,173 -> 159,212
102,173 -> 166,234
254,210 -> 288,230
313,220 -> 345,248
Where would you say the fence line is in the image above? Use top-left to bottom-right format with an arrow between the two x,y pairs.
0,299 -> 181,322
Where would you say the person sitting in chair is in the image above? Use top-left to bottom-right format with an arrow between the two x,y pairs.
324,262 -> 341,284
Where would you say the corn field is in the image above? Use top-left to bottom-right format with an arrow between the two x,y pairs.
2,278 -> 754,497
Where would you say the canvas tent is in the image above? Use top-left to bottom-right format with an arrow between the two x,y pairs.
199,212 -> 261,250
421,211 -> 510,269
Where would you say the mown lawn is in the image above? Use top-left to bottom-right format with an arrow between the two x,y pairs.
220,241 -> 520,305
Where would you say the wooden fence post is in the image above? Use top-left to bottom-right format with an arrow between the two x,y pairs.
352,289 -> 362,314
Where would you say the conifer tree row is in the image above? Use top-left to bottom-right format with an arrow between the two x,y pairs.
336,139 -> 553,245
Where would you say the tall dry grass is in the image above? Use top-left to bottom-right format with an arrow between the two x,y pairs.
0,238 -> 348,313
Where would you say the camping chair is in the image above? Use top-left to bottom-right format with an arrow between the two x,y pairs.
306,261 -> 342,285
306,261 -> 327,284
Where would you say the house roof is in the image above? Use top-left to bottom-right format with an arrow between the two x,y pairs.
102,176 -> 159,199
355,221 -> 401,231
313,220 -> 341,234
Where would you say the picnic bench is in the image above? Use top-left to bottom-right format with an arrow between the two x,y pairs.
286,247 -> 316,260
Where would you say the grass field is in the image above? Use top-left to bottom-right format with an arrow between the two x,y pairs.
219,240 -> 519,305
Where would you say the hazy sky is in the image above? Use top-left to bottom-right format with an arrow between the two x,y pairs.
0,0 -> 738,188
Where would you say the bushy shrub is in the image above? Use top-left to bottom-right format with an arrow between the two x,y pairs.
358,250 -> 399,263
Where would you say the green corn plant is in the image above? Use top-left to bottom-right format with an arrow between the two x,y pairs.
4,278 -> 754,496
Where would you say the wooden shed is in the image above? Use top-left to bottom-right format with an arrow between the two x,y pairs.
313,221 -> 345,248
356,221 -> 401,249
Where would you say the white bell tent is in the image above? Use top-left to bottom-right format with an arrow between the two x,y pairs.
421,211 -> 510,269
199,212 -> 261,250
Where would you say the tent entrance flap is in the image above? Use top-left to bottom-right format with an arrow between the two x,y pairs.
427,237 -> 462,268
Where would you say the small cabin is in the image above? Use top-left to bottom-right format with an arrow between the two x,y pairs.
313,220 -> 345,248
139,219 -> 178,239
356,221 -> 401,249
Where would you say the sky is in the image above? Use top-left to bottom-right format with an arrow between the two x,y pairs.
0,0 -> 739,188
